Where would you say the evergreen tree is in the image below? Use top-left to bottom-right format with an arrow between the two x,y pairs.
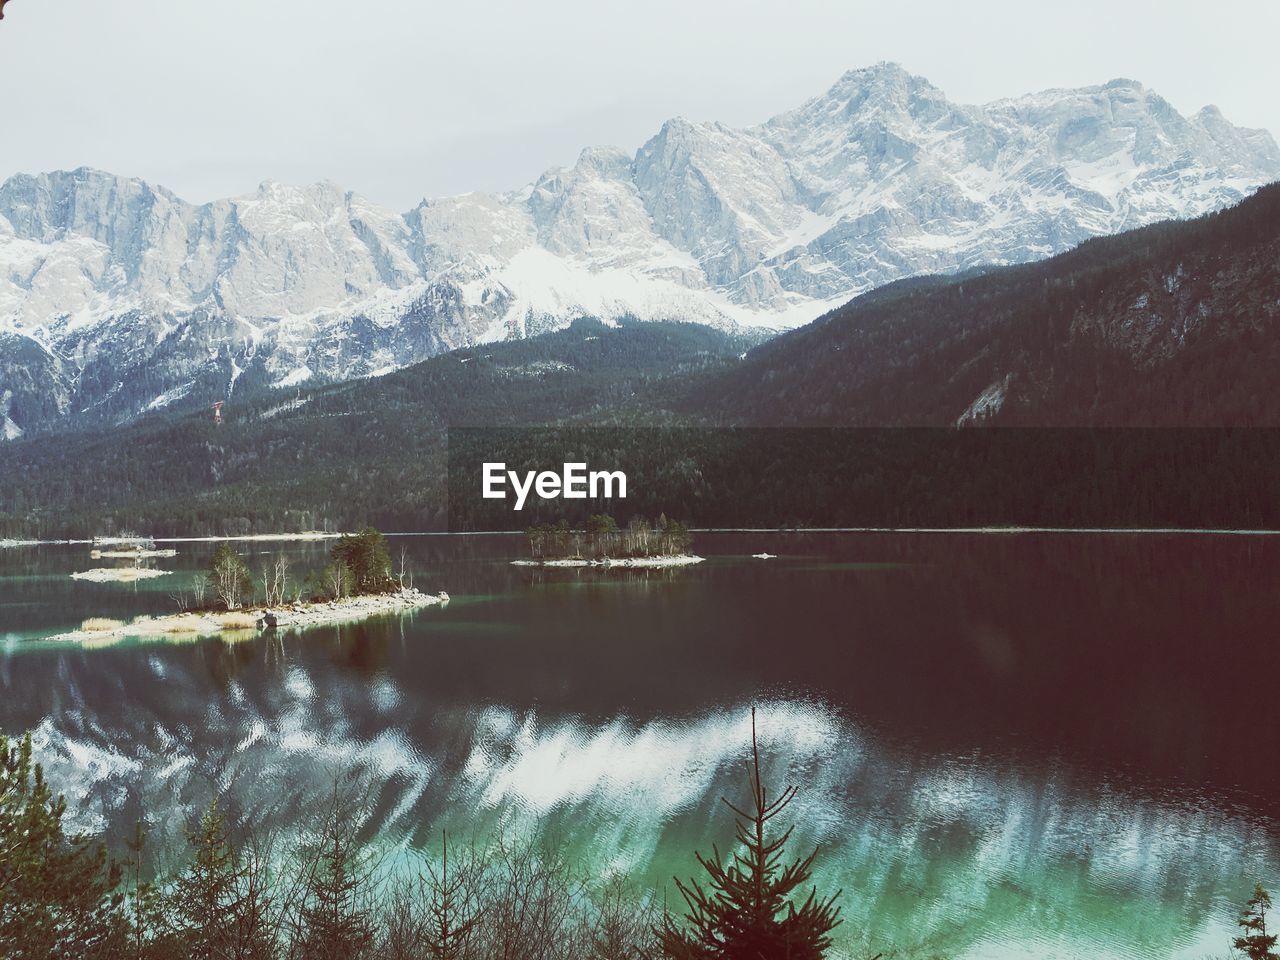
0,732 -> 129,960
330,528 -> 394,595
175,801 -> 237,957
292,795 -> 374,960
586,514 -> 620,557
421,831 -> 482,960
657,709 -> 842,960
124,822 -> 179,960
1234,885 -> 1279,960
164,800 -> 276,960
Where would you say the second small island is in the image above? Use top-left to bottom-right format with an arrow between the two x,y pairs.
512,514 -> 704,568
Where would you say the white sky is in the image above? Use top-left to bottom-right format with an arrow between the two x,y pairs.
2,0 -> 1276,211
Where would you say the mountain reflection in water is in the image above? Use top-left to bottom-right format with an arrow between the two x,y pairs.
2,532 -> 1278,959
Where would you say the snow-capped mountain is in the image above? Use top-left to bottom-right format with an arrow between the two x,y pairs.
2,62 -> 1277,438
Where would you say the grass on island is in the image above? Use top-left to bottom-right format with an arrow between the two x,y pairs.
80,617 -> 126,633
213,612 -> 259,630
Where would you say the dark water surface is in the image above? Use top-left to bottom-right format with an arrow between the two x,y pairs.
1,532 -> 1278,958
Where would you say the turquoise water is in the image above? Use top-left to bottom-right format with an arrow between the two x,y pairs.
1,532 -> 1278,958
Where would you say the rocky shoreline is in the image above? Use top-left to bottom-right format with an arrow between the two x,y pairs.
256,589 -> 450,629
46,588 -> 449,644
511,554 -> 705,569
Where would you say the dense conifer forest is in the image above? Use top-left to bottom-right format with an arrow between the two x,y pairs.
687,182 -> 1280,426
2,185 -> 1279,537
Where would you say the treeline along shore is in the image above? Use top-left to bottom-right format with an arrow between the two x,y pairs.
15,425 -> 1280,540
447,428 -> 1280,534
515,514 -> 700,567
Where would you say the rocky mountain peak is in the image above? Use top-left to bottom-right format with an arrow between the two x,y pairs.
2,65 -> 1277,438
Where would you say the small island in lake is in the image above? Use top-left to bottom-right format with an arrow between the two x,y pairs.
512,514 -> 704,568
50,527 -> 447,644
70,567 -> 174,583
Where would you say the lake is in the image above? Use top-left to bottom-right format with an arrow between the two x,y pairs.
1,531 -> 1278,958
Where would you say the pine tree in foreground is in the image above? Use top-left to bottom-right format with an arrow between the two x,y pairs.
292,792 -> 375,960
1234,884 -> 1279,960
124,822 -> 179,960
421,831 -> 482,960
174,801 -> 239,958
0,732 -> 128,959
171,799 -> 276,960
656,708 -> 843,960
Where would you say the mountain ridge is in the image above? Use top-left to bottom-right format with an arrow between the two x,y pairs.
3,181 -> 1280,536
687,180 -> 1280,426
2,62 -> 1278,439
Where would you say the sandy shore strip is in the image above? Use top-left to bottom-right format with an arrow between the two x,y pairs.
153,532 -> 343,543
46,588 -> 450,644
91,549 -> 179,559
70,568 -> 174,583
4,532 -> 344,549
511,554 -> 705,568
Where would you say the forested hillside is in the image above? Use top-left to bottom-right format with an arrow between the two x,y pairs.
0,320 -> 752,538
689,182 -> 1280,426
3,185 -> 1279,537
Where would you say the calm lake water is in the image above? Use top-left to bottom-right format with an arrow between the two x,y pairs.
1,532 -> 1278,959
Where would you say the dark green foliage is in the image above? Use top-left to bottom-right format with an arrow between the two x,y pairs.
0,319 -> 750,539
690,182 -> 1280,428
330,527 -> 394,594
293,795 -> 376,960
453,424 -> 1280,532
0,732 -> 128,959
0,732 -> 764,960
657,709 -> 842,960
524,514 -> 693,559
2,186 -> 1280,538
586,513 -> 619,541
172,800 -> 275,960
6,728 -> 1272,960
1234,885 -> 1279,960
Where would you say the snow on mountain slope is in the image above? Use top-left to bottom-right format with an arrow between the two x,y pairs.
1,62 -> 1277,436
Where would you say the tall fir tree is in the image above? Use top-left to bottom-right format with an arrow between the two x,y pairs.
168,799 -> 276,960
174,801 -> 238,958
657,708 -> 843,960
292,793 -> 374,960
1234,885 -> 1279,960
124,821 -> 179,960
421,830 -> 482,960
0,732 -> 129,960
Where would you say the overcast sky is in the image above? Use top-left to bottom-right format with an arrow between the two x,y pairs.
2,0 -> 1276,211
